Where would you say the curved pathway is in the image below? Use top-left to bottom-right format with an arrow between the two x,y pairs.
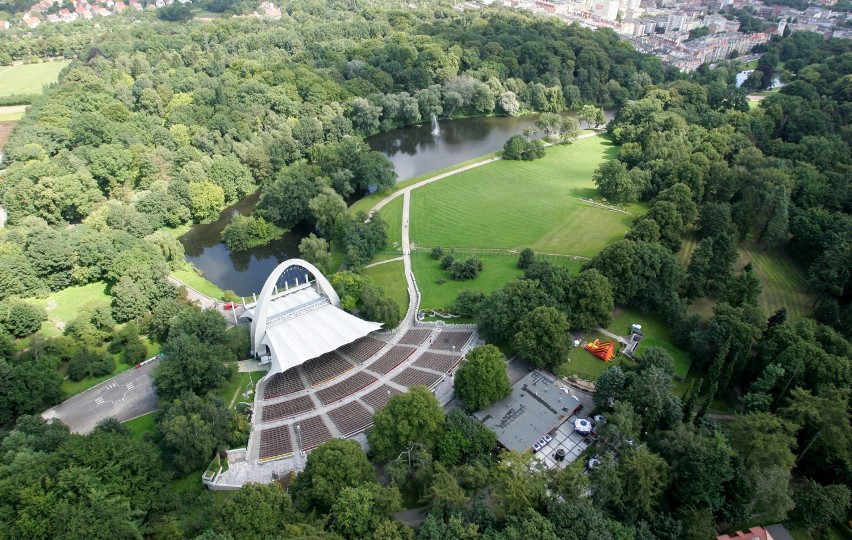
370,131 -> 605,323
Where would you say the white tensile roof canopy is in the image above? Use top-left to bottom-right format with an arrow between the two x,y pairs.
245,259 -> 383,375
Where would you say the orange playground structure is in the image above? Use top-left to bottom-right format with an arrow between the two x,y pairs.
584,339 -> 615,362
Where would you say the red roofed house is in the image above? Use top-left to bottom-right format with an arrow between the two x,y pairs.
717,527 -> 774,540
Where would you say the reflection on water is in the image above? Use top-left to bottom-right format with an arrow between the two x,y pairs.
366,115 -> 541,181
182,114 -> 558,294
179,191 -> 307,296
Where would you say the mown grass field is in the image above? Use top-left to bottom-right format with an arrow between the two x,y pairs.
363,260 -> 409,314
0,61 -> 70,96
679,233 -> 813,322
409,136 -> 639,257
0,111 -> 23,121
377,195 -> 403,256
349,151 -> 503,216
412,250 -> 585,312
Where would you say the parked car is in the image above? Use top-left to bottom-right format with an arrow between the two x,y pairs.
223,302 -> 236,310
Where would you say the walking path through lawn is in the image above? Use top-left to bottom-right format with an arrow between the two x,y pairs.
370,131 -> 606,324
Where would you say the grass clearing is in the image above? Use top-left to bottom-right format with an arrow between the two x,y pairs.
59,338 -> 160,397
172,268 -> 226,300
217,371 -> 258,409
409,136 -> 635,257
738,240 -> 813,322
607,307 -> 674,344
123,412 -> 156,440
33,282 -> 111,337
555,330 -> 635,381
377,195 -> 404,256
412,250 -> 584,312
363,260 -> 409,314
0,111 -> 23,121
0,61 -> 70,96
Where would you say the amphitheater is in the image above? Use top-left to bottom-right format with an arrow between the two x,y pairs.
205,258 -> 478,489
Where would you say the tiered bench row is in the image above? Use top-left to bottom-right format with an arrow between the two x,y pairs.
302,351 -> 353,387
259,424 -> 293,462
367,345 -> 416,375
430,331 -> 473,352
414,352 -> 462,373
263,369 -> 305,399
360,384 -> 403,411
316,371 -> 378,405
295,415 -> 333,451
398,328 -> 432,345
392,367 -> 443,389
339,337 -> 387,363
260,395 -> 315,423
328,400 -> 373,437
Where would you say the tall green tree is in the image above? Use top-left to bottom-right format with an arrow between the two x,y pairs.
454,345 -> 511,411
367,386 -> 445,462
512,306 -> 571,369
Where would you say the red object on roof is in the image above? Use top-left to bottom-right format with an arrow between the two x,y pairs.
584,339 -> 614,362
716,527 -> 773,540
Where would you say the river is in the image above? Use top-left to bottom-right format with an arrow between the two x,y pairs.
179,114 -> 550,295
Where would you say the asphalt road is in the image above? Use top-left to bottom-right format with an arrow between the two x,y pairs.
42,358 -> 160,434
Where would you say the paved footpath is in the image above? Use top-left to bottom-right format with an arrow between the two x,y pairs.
42,358 -> 160,434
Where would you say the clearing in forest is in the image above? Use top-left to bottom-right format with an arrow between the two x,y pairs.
0,61 -> 69,96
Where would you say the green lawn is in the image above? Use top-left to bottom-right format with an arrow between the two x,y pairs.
738,240 -> 813,322
34,282 -> 111,337
680,232 -> 813,323
123,412 -> 156,440
172,268 -> 226,300
607,307 -> 675,344
412,250 -> 584,312
409,136 -> 634,257
363,260 -> 409,314
349,151 -> 503,216
0,61 -> 70,96
216,371 -> 258,410
377,195 -> 404,256
0,111 -> 23,121
554,330 -> 635,381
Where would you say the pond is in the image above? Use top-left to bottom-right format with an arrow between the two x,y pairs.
180,114 -> 557,295
736,70 -> 784,89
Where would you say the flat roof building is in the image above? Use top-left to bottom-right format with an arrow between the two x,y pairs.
473,370 -> 581,452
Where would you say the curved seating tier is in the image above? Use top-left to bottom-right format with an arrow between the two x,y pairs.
259,424 -> 293,461
316,371 -> 378,405
430,331 -> 473,351
260,395 -> 316,423
398,328 -> 432,345
263,369 -> 306,400
303,351 -> 353,387
339,337 -> 387,363
367,345 -> 416,375
414,352 -> 462,374
361,385 -> 403,411
295,415 -> 332,451
392,367 -> 443,389
328,401 -> 373,437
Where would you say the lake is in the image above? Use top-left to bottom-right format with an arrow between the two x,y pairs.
180,114 -> 553,295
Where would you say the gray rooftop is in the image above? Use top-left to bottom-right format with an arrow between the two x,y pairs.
473,370 -> 581,452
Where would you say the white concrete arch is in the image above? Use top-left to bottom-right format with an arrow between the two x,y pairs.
250,258 -> 340,356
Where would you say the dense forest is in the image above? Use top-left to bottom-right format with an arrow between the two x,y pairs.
0,1 -> 850,538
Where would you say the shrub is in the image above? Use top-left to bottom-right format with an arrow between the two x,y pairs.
517,248 -> 535,269
440,254 -> 455,270
450,256 -> 483,280
1,301 -> 47,338
431,246 -> 444,260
